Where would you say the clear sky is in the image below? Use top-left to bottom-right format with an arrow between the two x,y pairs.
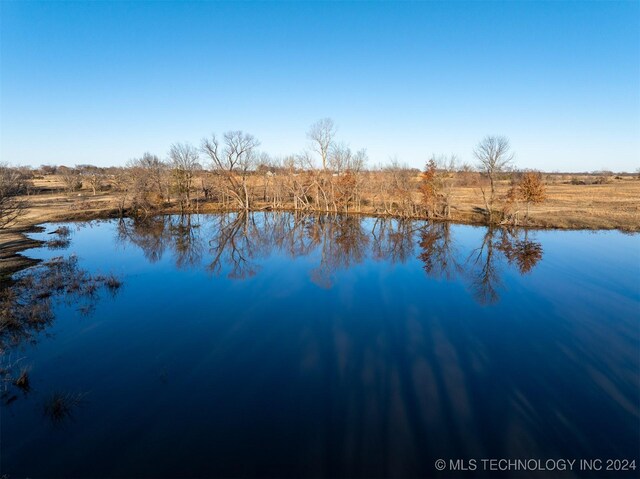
1,1 -> 638,171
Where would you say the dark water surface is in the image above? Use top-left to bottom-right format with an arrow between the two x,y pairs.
1,213 -> 638,478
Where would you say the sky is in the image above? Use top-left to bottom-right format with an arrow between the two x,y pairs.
1,1 -> 639,172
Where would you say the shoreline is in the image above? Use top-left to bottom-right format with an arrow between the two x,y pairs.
0,225 -> 45,283
2,200 -> 637,279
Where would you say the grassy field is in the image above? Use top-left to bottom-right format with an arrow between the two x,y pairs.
450,176 -> 639,230
16,172 -> 640,229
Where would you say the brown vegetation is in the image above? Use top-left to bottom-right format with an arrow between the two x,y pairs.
11,163 -> 640,234
0,125 -> 638,277
0,254 -> 122,349
7,163 -> 637,233
0,249 -> 122,408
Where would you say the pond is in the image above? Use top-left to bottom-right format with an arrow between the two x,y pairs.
1,213 -> 638,477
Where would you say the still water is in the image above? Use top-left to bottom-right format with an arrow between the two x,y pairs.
1,213 -> 638,477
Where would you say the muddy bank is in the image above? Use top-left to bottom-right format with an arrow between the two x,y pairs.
0,226 -> 45,282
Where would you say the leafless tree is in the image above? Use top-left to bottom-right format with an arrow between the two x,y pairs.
168,142 -> 200,214
379,160 -> 417,218
74,165 -> 104,196
87,173 -> 102,196
328,142 -> 350,174
135,152 -> 170,202
329,143 -> 367,174
124,153 -> 169,218
39,164 -> 58,176
474,135 -> 514,223
110,168 -> 131,217
0,164 -> 27,228
60,167 -> 82,193
330,144 -> 368,212
307,118 -> 336,170
201,131 -> 260,210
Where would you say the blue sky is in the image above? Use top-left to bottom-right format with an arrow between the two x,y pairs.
1,1 -> 638,171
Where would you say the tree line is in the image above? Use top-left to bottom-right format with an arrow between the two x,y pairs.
1,118 -> 550,227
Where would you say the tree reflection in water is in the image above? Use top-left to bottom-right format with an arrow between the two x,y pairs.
117,213 -> 542,305
419,222 -> 462,280
4,214 -> 638,477
1,251 -> 122,418
371,217 -> 417,264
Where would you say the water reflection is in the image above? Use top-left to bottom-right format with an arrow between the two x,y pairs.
1,231 -> 122,419
116,213 -> 544,303
2,213 -> 637,478
0,255 -> 121,351
419,222 -> 462,280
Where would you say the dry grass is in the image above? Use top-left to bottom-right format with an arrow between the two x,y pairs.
449,177 -> 639,230
19,173 -> 640,229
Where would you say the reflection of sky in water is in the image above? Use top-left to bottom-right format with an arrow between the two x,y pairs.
3,214 -> 639,478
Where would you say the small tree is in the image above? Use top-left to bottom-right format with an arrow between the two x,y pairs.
307,118 -> 336,170
135,152 -> 169,203
518,171 -> 546,222
168,143 -> 200,214
60,168 -> 83,193
474,135 -> 514,224
382,160 -> 416,217
419,154 -> 458,219
419,158 -> 438,217
0,164 -> 27,228
111,168 -> 131,217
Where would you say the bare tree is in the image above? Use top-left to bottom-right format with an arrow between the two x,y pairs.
110,168 -> 131,217
328,144 -> 368,212
87,173 -> 102,196
168,143 -> 200,214
474,135 -> 514,223
60,167 -> 82,193
307,118 -> 336,170
0,164 -> 27,228
380,160 -> 417,218
201,131 -> 260,210
124,153 -> 169,218
328,142 -> 350,174
136,152 -> 170,203
39,164 -> 58,176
